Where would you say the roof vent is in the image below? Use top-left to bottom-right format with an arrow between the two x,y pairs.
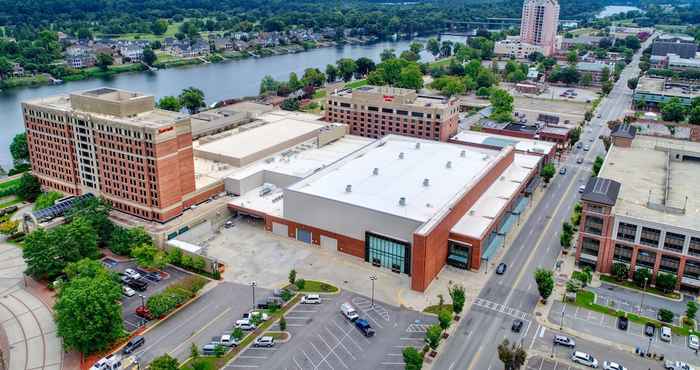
399,152 -> 405,159
446,161 -> 452,169
373,167 -> 379,175
345,184 -> 352,193
415,142 -> 421,149
460,150 -> 466,157
423,178 -> 430,187
399,197 -> 406,206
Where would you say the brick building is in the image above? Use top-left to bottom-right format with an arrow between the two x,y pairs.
228,135 -> 542,291
23,87 -> 221,223
324,86 -> 460,142
576,132 -> 700,293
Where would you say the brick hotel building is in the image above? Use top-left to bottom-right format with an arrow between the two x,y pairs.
23,88 -> 221,222
324,85 -> 460,141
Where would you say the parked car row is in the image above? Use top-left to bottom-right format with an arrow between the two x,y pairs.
551,335 -> 626,369
341,302 -> 375,337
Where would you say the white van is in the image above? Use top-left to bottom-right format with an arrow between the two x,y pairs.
661,326 -> 672,342
341,302 -> 359,321
301,294 -> 321,304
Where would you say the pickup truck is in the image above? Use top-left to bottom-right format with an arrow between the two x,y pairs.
355,319 -> 375,337
665,360 -> 694,370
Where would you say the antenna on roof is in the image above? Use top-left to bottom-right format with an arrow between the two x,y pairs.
345,184 -> 352,193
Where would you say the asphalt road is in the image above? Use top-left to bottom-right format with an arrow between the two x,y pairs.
433,38 -> 652,370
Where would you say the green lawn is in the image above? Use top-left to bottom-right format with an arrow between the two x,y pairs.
0,178 -> 20,192
344,79 -> 368,89
423,304 -> 453,315
599,275 -> 681,300
428,56 -> 455,68
0,197 -> 22,209
312,89 -> 327,99
296,280 -> 339,293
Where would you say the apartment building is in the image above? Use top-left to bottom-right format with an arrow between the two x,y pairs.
519,0 -> 560,56
652,34 -> 698,59
324,86 -> 459,142
576,131 -> 700,293
23,87 -> 220,223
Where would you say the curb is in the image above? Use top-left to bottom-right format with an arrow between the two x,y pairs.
597,280 -> 683,302
263,331 -> 292,343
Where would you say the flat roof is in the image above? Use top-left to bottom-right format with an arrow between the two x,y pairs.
194,112 -> 325,164
451,153 -> 540,238
452,131 -> 555,155
636,76 -> 700,99
601,136 -> 700,231
286,135 -> 503,223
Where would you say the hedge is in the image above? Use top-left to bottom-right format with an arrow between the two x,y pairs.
146,276 -> 207,318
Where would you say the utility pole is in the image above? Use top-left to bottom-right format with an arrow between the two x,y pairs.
250,281 -> 257,309
640,276 -> 648,313
369,274 -> 377,308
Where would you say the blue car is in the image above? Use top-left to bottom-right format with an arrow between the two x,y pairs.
355,319 -> 375,337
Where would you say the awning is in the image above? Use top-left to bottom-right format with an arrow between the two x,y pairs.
498,213 -> 518,235
481,234 -> 504,261
512,196 -> 529,215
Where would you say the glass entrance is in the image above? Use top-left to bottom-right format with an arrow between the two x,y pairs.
365,232 -> 411,274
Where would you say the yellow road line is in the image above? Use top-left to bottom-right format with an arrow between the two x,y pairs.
168,307 -> 232,356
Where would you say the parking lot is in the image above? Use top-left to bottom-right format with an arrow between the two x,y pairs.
226,290 -> 436,369
102,258 -> 192,332
526,356 -> 576,370
550,301 -> 696,362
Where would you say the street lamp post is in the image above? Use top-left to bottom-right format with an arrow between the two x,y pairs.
139,294 -> 145,308
560,303 -> 566,331
640,276 -> 648,313
369,274 -> 377,308
250,281 -> 257,309
646,336 -> 653,355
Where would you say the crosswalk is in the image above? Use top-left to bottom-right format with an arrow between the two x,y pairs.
405,324 -> 431,333
473,298 -> 529,320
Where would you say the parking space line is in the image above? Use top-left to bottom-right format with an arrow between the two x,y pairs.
315,333 -> 349,369
380,362 -> 404,366
238,355 -> 267,359
301,349 -> 315,367
292,356 -> 303,370
309,341 -> 334,370
324,326 -> 357,361
332,321 -> 365,351
227,365 -> 259,368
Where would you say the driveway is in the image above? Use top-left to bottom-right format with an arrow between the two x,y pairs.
0,239 -> 63,370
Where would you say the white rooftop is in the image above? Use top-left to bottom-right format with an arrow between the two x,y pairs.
452,131 -> 555,155
286,135 -> 504,222
451,153 -> 541,238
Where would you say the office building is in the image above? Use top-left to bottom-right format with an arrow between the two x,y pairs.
324,86 -> 460,142
633,76 -> 700,108
22,88 -> 223,223
652,34 -> 698,59
577,132 -> 700,293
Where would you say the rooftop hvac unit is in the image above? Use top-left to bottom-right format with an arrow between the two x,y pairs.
345,184 -> 352,193
423,178 -> 430,187
399,152 -> 405,159
399,197 -> 406,206
373,168 -> 379,176
460,150 -> 466,157
446,161 -> 452,169
415,142 -> 421,149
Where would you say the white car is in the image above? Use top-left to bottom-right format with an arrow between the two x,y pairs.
124,268 -> 141,280
665,360 -> 694,370
571,351 -> 598,368
243,311 -> 269,321
603,361 -> 627,370
122,286 -> 136,297
689,335 -> 699,350
235,319 -> 256,331
220,334 -> 240,347
578,185 -> 586,193
254,336 -> 275,347
301,294 -> 321,304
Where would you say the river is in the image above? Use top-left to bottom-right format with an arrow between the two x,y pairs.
0,35 -> 466,170
596,5 -> 643,18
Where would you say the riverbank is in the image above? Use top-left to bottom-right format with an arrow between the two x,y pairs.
0,39 -> 370,91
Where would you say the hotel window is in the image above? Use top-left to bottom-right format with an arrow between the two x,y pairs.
583,215 -> 603,235
660,254 -> 680,274
684,260 -> 700,280
613,244 -> 632,263
689,237 -> 700,257
581,237 -> 600,256
382,108 -> 393,113
663,232 -> 685,253
616,222 -> 636,242
640,227 -> 661,248
636,250 -> 656,269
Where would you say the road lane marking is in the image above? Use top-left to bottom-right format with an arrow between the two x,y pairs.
168,307 -> 232,356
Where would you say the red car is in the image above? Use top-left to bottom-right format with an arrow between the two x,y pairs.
135,305 -> 152,320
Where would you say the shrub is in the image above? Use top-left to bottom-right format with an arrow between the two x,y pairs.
438,309 -> 452,332
288,269 -> 296,285
634,268 -> 652,288
611,262 -> 629,281
232,327 -> 244,340
687,301 -> 698,321
655,272 -> 677,293
281,289 -> 293,302
214,344 -> 225,357
658,308 -> 674,323
190,343 -> 199,359
425,324 -> 442,350
295,279 -> 306,290
280,315 -> 287,331
449,284 -> 466,315
403,346 -> 424,370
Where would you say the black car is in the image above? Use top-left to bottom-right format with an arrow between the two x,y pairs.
511,319 -> 524,333
644,322 -> 656,337
617,316 -> 628,331
127,278 -> 148,292
122,336 -> 145,354
496,263 -> 507,275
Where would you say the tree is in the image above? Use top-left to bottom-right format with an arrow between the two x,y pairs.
489,89 -> 514,123
687,301 -> 698,321
142,47 -> 157,65
179,87 -> 206,114
540,163 -> 555,184
325,64 -> 338,83
627,77 -> 639,90
55,273 -> 123,354
10,133 -> 29,166
380,49 -> 396,62
17,173 -> 41,201
288,269 -> 297,285
279,315 -> 287,331
64,258 -> 109,280
33,191 -> 62,210
449,284 -> 466,315
602,81 -> 613,95
157,96 -> 182,112
438,309 -> 452,333
281,98 -> 300,111
633,268 -> 651,288
658,308 -> 674,323
440,41 -> 453,58
566,50 -> 578,65
566,278 -> 582,294
690,106 -> 700,125
65,196 -> 113,245
569,127 -> 581,147
95,52 -> 113,71
259,75 -> 280,95
400,50 -> 420,62
497,339 -> 527,370
301,68 -> 326,87
150,354 -> 179,370
403,347 -> 423,370
425,324 -> 442,350
592,156 -> 604,176
625,35 -> 641,51
476,70 -> 496,89
534,268 -> 554,302
337,58 -> 358,82
355,57 -> 375,77
426,38 -> 440,57
655,272 -> 677,293
581,73 -> 593,87
409,42 -> 423,55
152,19 -> 169,35
661,97 -> 686,122
611,262 -> 629,281
397,64 -> 423,90
132,243 -> 168,270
